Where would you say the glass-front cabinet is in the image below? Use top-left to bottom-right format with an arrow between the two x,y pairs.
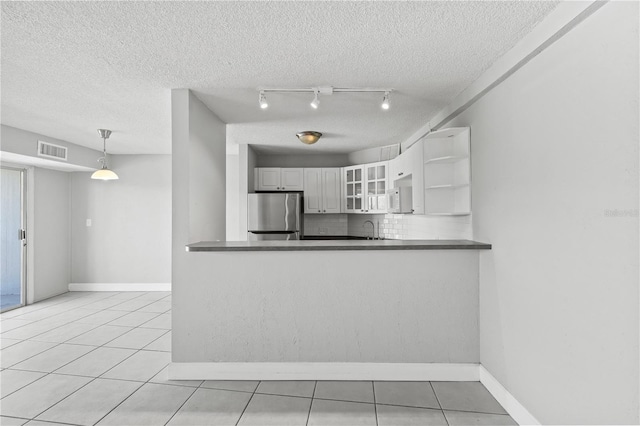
364,161 -> 388,213
343,165 -> 364,213
343,161 -> 388,214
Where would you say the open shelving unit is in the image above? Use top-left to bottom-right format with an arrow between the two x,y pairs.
423,127 -> 471,215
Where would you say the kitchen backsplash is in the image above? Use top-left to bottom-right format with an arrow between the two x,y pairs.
304,214 -> 348,236
305,212 -> 472,239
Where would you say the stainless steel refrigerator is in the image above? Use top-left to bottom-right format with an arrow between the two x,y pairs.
247,193 -> 303,240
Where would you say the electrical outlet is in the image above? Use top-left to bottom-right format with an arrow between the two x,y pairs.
86,219 -> 92,227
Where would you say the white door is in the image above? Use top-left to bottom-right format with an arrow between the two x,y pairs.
322,168 -> 342,214
303,168 -> 323,213
258,168 -> 281,191
281,168 -> 304,191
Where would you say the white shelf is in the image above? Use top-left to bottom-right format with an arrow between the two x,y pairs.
424,155 -> 469,164
425,183 -> 470,190
424,127 -> 469,140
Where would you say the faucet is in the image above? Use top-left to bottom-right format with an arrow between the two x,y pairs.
363,220 -> 375,240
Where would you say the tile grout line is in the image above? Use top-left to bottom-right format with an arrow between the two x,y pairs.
88,344 -> 175,424
372,381 -> 379,426
162,385 -> 200,426
305,380 -> 318,426
234,380 -> 260,426
430,381 -> 450,426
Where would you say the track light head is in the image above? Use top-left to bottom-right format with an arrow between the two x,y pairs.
381,91 -> 390,110
258,91 -> 268,109
310,90 -> 320,109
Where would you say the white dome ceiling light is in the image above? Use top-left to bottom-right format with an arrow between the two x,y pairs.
296,131 -> 323,145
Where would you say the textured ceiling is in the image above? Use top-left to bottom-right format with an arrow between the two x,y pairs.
1,1 -> 559,155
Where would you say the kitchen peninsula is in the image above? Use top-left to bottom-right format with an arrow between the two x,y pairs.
170,239 -> 491,380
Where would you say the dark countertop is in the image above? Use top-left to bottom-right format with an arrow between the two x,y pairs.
186,239 -> 491,252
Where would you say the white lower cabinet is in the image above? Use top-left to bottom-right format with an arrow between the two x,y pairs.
303,168 -> 341,214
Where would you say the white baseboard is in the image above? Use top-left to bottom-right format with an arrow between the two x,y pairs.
479,365 -> 540,425
68,283 -> 171,292
168,362 -> 480,381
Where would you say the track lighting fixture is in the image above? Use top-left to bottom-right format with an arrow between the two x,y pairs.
258,91 -> 268,109
310,90 -> 320,109
256,87 -> 393,110
381,91 -> 390,110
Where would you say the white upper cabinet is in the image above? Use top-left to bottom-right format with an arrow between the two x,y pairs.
321,168 -> 342,214
423,127 -> 471,215
343,165 -> 364,213
304,168 -> 342,214
280,168 -> 304,190
388,142 -> 424,214
256,168 -> 304,191
343,162 -> 388,214
364,161 -> 388,214
304,168 -> 322,212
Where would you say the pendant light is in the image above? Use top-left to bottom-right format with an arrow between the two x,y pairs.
91,129 -> 119,180
296,131 -> 322,145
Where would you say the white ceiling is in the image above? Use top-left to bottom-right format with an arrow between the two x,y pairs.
1,1 -> 559,155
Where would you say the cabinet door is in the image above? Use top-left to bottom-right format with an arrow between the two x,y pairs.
364,161 -> 388,213
303,168 -> 323,213
322,168 -> 342,214
257,168 -> 281,191
343,166 -> 364,213
281,168 -> 304,191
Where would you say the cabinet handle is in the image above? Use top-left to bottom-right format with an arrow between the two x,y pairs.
318,210 -> 321,212
277,187 -> 280,190
398,172 -> 403,176
323,210 -> 326,212
282,187 -> 285,190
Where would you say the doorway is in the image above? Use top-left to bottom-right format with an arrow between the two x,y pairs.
1,166 -> 26,312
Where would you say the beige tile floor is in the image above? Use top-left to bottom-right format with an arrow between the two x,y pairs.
0,291 -> 517,425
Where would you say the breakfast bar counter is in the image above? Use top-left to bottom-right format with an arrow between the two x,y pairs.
170,238 -> 492,381
186,239 -> 491,252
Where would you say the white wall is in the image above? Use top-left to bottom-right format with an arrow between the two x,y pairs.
1,124 -> 102,169
225,154 -> 240,241
33,167 -> 71,301
70,155 -> 171,284
172,89 -> 227,360
257,153 -> 349,168
188,93 -> 226,242
443,2 -> 638,423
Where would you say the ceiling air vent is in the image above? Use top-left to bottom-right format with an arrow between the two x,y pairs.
37,140 -> 67,161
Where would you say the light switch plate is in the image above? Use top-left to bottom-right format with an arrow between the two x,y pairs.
86,219 -> 92,227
